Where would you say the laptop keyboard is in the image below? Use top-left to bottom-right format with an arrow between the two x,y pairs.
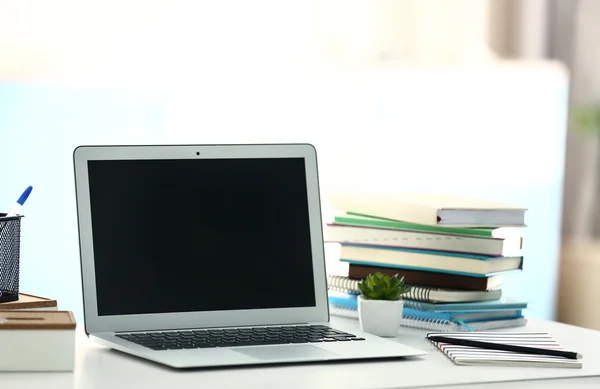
116,325 -> 365,351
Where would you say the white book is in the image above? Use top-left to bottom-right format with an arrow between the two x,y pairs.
324,224 -> 522,257
340,245 -> 523,276
0,311 -> 76,371
329,192 -> 527,227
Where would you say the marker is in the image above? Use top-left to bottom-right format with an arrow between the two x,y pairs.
6,186 -> 33,217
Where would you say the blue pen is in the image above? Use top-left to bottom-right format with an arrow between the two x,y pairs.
6,186 -> 33,216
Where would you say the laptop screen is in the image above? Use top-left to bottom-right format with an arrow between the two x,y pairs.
87,157 -> 316,316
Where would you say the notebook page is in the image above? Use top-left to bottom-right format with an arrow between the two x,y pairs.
428,332 -> 583,368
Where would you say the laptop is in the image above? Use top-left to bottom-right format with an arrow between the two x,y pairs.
73,143 -> 425,369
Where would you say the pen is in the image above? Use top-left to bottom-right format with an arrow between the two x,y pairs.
426,335 -> 582,360
6,186 -> 33,217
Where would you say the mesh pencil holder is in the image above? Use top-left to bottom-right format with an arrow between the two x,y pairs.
0,213 -> 23,303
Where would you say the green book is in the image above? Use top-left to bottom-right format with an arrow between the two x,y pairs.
331,213 -> 522,238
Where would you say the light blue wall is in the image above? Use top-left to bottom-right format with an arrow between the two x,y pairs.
0,83 -> 164,322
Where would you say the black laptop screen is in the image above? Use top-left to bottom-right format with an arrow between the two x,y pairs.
86,158 -> 316,316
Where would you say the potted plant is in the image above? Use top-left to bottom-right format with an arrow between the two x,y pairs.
357,272 -> 411,337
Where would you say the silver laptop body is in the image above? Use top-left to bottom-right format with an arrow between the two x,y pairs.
73,143 -> 425,369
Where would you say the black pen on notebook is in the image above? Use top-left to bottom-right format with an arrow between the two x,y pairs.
426,335 -> 582,360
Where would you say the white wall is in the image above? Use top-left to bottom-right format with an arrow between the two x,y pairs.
0,1 -> 568,322
162,61 -> 569,321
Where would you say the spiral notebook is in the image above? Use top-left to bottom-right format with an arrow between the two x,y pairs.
327,275 -> 502,303
428,332 -> 583,368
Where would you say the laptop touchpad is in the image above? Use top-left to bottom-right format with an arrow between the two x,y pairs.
234,345 -> 338,360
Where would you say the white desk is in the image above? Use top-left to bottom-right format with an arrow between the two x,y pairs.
4,317 -> 600,389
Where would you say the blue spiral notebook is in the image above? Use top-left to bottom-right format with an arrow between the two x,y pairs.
404,298 -> 528,313
328,293 -> 523,324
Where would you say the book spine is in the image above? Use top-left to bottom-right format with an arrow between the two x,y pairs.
343,259 -> 491,278
324,225 -> 506,256
342,244 -> 504,261
348,264 -> 499,291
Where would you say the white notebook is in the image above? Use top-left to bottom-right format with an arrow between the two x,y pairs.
428,332 -> 583,368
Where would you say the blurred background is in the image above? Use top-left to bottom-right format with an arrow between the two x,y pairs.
0,0 -> 598,328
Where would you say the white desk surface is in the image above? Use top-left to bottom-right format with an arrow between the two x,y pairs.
3,317 -> 600,389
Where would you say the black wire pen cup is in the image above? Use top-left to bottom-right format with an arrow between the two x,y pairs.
0,213 -> 23,303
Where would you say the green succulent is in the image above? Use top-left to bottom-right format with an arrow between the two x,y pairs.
357,272 -> 411,301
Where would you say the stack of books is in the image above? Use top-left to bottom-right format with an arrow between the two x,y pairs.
324,192 -> 529,332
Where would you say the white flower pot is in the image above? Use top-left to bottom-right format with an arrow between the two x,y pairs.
357,295 -> 404,337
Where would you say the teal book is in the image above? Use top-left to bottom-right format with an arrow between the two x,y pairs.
340,244 -> 523,277
404,298 -> 529,313
328,292 -> 358,308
